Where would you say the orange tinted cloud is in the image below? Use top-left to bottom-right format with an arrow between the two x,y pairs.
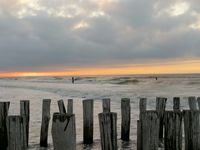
0,59 -> 200,77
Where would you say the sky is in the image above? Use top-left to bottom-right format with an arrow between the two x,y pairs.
0,0 -> 200,77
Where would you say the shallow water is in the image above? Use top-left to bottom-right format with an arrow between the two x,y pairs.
0,74 -> 200,149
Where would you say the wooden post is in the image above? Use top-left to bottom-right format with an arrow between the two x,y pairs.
40,99 -> 51,147
51,113 -> 76,150
7,115 -> 25,150
67,99 -> 73,114
121,98 -> 131,141
83,99 -> 94,144
156,97 -> 167,141
98,112 -> 117,150
57,99 -> 66,114
102,98 -> 110,113
137,98 -> 147,150
140,111 -> 159,150
20,100 -> 30,148
164,111 -> 182,150
139,98 -> 147,119
197,97 -> 200,110
137,120 -> 141,150
173,97 -> 180,111
188,96 -> 197,110
183,110 -> 200,150
0,101 -> 10,150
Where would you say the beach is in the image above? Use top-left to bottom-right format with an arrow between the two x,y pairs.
0,74 -> 200,149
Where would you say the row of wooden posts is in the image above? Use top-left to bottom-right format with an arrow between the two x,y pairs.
0,98 -> 130,150
138,96 -> 200,150
1,96 -> 200,150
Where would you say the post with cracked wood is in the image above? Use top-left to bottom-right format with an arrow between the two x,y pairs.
51,113 -> 76,150
98,112 -> 117,150
40,99 -> 51,147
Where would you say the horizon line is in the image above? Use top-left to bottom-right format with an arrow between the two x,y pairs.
1,72 -> 200,78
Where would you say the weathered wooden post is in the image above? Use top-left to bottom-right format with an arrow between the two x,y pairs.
183,110 -> 200,150
173,97 -> 180,111
121,98 -> 131,141
99,112 -> 117,150
0,101 -> 10,150
137,98 -> 147,150
67,99 -> 73,114
139,98 -> 147,119
7,115 -> 25,150
51,113 -> 76,150
58,99 -> 66,114
102,98 -> 111,113
140,111 -> 159,150
156,97 -> 167,141
137,120 -> 141,150
164,111 -> 182,150
188,96 -> 197,110
20,100 -> 30,148
83,99 -> 94,144
197,97 -> 200,110
40,99 -> 51,147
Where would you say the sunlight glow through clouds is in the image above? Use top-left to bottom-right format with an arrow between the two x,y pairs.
169,2 -> 190,16
156,1 -> 190,17
7,0 -> 111,20
14,0 -> 85,19
17,8 -> 37,18
73,21 -> 89,29
189,12 -> 200,30
189,21 -> 200,30
14,0 -> 112,22
89,11 -> 105,18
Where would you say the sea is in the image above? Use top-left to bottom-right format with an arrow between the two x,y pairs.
0,74 -> 200,149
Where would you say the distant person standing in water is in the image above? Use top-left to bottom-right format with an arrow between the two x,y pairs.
72,77 -> 75,84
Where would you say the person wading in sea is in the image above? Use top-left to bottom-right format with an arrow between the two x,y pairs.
72,77 -> 75,84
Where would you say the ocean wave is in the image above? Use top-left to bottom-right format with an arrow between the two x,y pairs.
116,79 -> 139,85
187,81 -> 200,85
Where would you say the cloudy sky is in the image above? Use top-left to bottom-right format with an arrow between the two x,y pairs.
0,0 -> 200,76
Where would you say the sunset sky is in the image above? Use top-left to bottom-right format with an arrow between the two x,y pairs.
0,0 -> 200,77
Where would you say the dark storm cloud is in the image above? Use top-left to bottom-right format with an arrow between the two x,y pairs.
0,0 -> 200,72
